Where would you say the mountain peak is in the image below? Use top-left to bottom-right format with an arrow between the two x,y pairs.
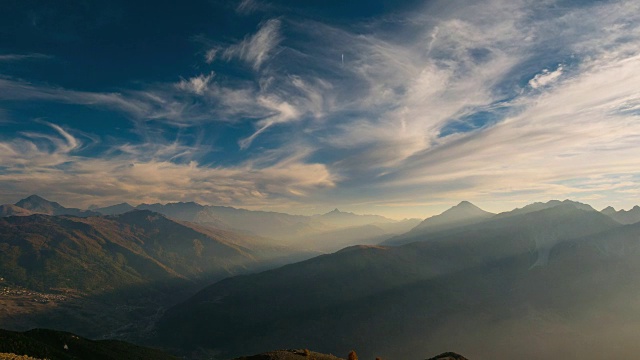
455,200 -> 478,208
410,201 -> 494,233
15,194 -> 63,213
321,208 -> 349,216
444,201 -> 488,215
17,194 -> 55,204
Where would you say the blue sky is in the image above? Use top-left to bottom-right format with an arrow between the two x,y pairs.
1,0 -> 640,218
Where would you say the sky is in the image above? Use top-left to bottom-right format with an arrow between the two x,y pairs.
1,0 -> 640,219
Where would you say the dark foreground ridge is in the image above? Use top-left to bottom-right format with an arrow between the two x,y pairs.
0,328 -> 178,360
426,352 -> 469,360
232,349 -> 468,360
233,349 -> 344,360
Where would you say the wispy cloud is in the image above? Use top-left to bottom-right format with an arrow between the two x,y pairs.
235,0 -> 267,15
0,78 -> 153,118
214,19 -> 282,70
0,53 -> 52,62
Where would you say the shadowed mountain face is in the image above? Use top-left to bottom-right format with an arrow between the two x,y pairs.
157,203 -> 632,360
0,328 -> 178,360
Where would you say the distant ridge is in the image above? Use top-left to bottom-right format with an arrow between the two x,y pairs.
601,205 -> 640,224
493,199 -> 595,218
12,195 -> 99,217
92,202 -> 135,215
314,208 -> 395,228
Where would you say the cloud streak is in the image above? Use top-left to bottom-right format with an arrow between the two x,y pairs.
0,53 -> 52,62
0,125 -> 335,209
208,19 -> 282,70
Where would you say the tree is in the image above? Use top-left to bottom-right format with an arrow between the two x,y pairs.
348,350 -> 358,360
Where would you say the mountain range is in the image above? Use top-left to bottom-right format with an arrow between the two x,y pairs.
1,196 -> 420,253
3,195 -> 640,359
157,201 -> 640,360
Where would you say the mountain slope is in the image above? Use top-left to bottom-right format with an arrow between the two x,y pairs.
157,203 -> 621,360
0,210 -> 282,341
0,210 -> 259,294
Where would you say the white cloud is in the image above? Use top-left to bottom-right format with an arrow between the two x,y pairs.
176,72 -> 215,95
529,65 -> 564,89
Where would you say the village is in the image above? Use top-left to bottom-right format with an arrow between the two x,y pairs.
0,282 -> 68,304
